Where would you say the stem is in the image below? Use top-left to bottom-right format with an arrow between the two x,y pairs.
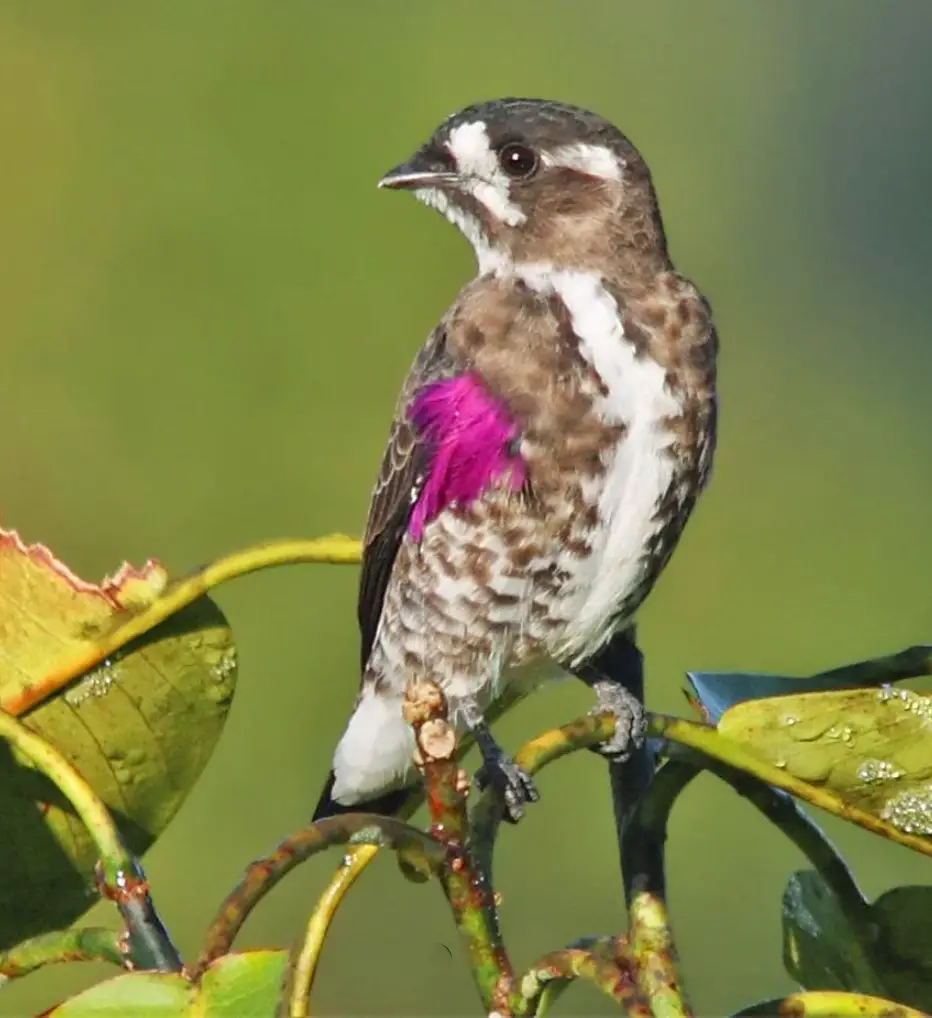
0,927 -> 126,982
0,712 -> 126,873
572,627 -> 656,905
197,814 -> 442,980
622,759 -> 698,905
628,891 -> 690,1018
651,714 -> 932,858
679,748 -> 869,915
5,534 -> 362,717
0,710 -> 181,971
281,844 -> 380,1010
516,947 -> 644,1016
622,760 -> 696,1018
96,864 -> 183,973
470,713 -> 616,890
408,680 -> 518,1016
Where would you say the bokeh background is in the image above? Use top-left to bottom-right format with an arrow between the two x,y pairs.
0,2 -> 930,1014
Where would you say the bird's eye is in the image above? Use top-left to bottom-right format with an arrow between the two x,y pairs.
497,142 -> 539,179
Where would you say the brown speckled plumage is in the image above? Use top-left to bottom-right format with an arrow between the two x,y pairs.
314,98 -> 718,817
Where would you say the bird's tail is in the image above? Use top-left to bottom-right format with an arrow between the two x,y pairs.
311,770 -> 413,823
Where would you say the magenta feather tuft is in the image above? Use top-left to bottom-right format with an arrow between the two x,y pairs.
408,374 -> 526,540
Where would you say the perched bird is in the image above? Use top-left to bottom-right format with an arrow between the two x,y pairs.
312,98 -> 718,824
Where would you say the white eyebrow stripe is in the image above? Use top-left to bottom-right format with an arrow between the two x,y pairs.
544,143 -> 623,181
447,121 -> 498,179
447,120 -> 527,226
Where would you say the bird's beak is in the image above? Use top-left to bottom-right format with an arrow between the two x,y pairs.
378,145 -> 458,191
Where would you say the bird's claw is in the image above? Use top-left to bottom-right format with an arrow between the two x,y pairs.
475,751 -> 539,824
589,680 -> 647,761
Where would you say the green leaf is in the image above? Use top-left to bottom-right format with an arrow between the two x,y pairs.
783,871 -> 932,1011
718,686 -> 932,839
782,871 -> 886,996
869,885 -> 932,1010
43,950 -> 286,1017
0,529 -> 237,948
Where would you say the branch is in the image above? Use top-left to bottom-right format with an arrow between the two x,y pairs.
622,758 -> 697,904
284,843 -> 382,1010
627,890 -> 690,1018
96,861 -> 183,973
622,759 -> 696,1017
5,534 -> 362,716
516,945 -> 644,1016
196,812 -> 443,981
0,710 -> 181,972
676,746 -> 869,914
651,714 -> 932,858
571,626 -> 656,905
0,927 -> 126,983
404,678 -> 519,1017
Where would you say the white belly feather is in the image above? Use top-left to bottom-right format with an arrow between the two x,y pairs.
515,266 -> 684,665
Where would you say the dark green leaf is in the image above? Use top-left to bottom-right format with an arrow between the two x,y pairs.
783,871 -> 932,1010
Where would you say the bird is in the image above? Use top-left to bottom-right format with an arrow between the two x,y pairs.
312,97 -> 718,825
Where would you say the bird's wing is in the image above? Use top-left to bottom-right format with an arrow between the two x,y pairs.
357,326 -> 461,670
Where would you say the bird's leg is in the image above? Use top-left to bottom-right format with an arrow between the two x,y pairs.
575,628 -> 647,761
457,696 -> 539,823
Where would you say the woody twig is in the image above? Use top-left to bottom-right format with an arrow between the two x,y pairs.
403,678 -> 521,1015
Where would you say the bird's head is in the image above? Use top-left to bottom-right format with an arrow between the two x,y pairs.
379,98 -> 669,277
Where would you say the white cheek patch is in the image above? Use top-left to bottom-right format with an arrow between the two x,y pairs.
447,120 -> 526,227
544,143 -> 624,182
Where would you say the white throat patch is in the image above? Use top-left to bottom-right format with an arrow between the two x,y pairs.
413,185 -> 509,275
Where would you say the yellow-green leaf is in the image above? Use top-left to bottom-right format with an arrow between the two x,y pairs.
0,529 -> 237,948
44,950 -> 286,1017
718,686 -> 932,840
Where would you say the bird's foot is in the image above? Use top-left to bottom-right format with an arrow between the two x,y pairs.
456,694 -> 540,823
475,748 -> 539,824
589,679 -> 647,761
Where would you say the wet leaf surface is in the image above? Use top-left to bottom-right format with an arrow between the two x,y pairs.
718,686 -> 932,841
0,529 -> 237,947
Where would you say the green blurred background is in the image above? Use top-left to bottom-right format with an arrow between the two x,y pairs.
0,2 -> 929,1014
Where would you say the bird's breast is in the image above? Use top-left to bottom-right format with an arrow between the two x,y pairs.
504,267 -> 706,666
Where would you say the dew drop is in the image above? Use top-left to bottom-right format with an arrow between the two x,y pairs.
857,758 -> 905,785
65,659 -> 118,706
881,785 -> 932,835
212,647 -> 238,684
